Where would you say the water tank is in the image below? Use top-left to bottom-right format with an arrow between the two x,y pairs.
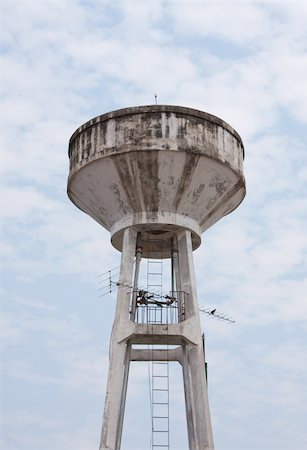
67,105 -> 245,257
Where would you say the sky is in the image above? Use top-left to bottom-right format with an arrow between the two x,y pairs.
1,0 -> 307,449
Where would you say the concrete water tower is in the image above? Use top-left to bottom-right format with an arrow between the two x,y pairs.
67,105 -> 245,450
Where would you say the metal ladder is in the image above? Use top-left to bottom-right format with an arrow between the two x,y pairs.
147,240 -> 170,450
147,259 -> 163,323
151,360 -> 170,449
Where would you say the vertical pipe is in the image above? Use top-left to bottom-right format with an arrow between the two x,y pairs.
171,240 -> 175,294
130,233 -> 142,321
172,234 -> 183,322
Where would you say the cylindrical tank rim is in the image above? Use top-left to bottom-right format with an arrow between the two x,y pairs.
68,105 -> 245,158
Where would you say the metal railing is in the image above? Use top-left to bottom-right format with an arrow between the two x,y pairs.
134,291 -> 186,325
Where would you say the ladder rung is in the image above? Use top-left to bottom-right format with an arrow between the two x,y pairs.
153,402 -> 168,405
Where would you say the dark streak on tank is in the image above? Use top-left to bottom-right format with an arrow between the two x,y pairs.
209,176 -> 229,195
113,153 -> 142,213
110,183 -> 130,216
173,154 -> 200,210
165,125 -> 170,139
136,151 -> 160,212
191,183 -> 205,204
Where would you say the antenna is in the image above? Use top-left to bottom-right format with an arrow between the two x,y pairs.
98,266 -> 120,296
155,93 -> 157,105
200,306 -> 235,324
99,266 -> 180,306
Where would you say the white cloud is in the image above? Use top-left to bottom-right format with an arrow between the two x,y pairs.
1,300 -> 109,394
0,185 -> 58,220
1,411 -> 101,450
169,1 -> 307,48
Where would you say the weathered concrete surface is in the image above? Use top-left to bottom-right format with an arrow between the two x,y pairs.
67,105 -> 245,257
99,228 -> 136,450
177,230 -> 214,449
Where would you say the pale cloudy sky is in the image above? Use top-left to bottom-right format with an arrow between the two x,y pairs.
1,1 -> 307,449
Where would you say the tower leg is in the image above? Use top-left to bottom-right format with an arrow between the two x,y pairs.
177,230 -> 214,450
181,343 -> 214,450
99,228 -> 137,450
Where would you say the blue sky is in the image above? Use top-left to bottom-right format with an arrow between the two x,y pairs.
1,1 -> 307,449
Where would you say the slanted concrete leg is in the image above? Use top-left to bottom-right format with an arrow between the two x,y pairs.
177,230 -> 214,450
99,228 -> 137,450
182,343 -> 214,450
181,345 -> 196,447
100,341 -> 131,450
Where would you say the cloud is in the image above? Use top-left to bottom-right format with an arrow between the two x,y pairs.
0,185 -> 58,220
1,411 -> 101,450
1,295 -> 109,395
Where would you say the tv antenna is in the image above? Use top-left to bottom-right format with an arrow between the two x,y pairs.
200,306 -> 235,324
98,267 -> 179,306
98,266 -> 121,296
99,268 -> 235,323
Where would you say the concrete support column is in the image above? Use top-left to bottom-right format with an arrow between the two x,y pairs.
99,228 -> 137,450
177,230 -> 214,450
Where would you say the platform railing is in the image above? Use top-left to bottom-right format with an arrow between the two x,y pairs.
134,290 -> 186,325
